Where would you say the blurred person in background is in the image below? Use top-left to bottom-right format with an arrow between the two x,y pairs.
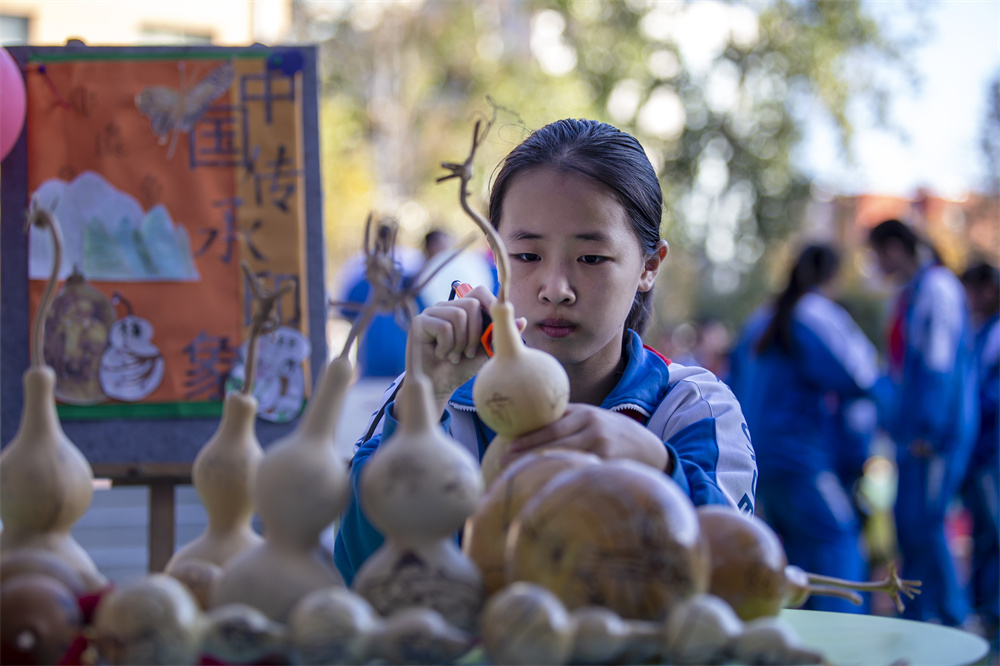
416,227 -> 497,309
960,261 -> 999,646
729,244 -> 878,613
336,225 -> 422,378
867,219 -> 978,627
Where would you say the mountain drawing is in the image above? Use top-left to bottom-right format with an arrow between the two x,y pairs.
29,171 -> 201,282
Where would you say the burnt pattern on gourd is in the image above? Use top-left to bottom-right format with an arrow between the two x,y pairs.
359,552 -> 482,629
507,461 -> 709,621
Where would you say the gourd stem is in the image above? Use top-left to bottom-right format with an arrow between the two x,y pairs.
488,302 -> 520,359
300,356 -> 352,441
805,584 -> 862,605
242,333 -> 261,396
457,171 -> 509,304
441,118 -> 510,304
240,263 -> 293,396
806,562 -> 922,613
403,299 -> 423,377
340,301 -> 378,362
30,209 -> 63,369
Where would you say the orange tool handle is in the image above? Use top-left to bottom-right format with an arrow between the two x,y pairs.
449,281 -> 494,357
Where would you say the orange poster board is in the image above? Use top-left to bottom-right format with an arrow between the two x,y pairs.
5,47 -> 322,437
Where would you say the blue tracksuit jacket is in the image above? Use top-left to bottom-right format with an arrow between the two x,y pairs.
334,330 -> 758,585
879,262 -> 978,625
970,312 -> 999,468
727,292 -> 878,612
963,311 -> 999,634
729,293 -> 878,476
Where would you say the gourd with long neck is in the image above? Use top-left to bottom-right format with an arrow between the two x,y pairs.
211,348 -> 353,622
166,265 -> 291,573
211,219 -> 417,623
0,204 -> 105,590
439,119 -> 570,487
353,344 -> 485,633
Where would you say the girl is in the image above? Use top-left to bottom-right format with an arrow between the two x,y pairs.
868,219 -> 977,626
334,118 -> 758,584
728,244 -> 878,613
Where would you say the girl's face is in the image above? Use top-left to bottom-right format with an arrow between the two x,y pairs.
497,167 -> 665,374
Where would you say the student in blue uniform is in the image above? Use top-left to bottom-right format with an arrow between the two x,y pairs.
960,261 -> 999,644
334,119 -> 758,584
728,244 -> 878,613
868,219 -> 978,626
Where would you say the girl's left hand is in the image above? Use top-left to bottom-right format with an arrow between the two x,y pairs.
505,403 -> 671,472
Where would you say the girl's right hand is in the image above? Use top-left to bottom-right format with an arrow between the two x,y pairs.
408,285 -> 520,415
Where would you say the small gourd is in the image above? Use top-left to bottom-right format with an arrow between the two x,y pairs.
480,582 -> 574,666
473,300 -> 569,485
92,574 -> 203,666
166,266 -> 289,574
212,355 -> 353,622
0,573 -> 84,666
289,587 -> 383,666
482,582 -> 665,666
354,370 -> 485,632
661,593 -> 744,665
288,587 -> 473,666
201,603 -> 288,664
166,558 -> 222,611
375,607 -> 474,665
0,203 -> 105,589
570,606 -> 661,665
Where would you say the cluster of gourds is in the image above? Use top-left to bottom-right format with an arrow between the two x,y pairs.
0,121 -> 919,666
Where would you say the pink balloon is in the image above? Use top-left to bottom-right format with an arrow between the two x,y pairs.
0,47 -> 26,162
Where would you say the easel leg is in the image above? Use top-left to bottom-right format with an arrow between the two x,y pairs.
149,480 -> 176,573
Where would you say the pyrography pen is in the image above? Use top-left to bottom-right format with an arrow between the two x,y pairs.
448,280 -> 494,357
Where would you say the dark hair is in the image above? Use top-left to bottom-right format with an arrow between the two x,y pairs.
868,219 -> 919,256
962,261 -> 1000,317
756,244 -> 841,355
488,119 -> 663,335
423,228 -> 450,253
961,261 -> 1000,290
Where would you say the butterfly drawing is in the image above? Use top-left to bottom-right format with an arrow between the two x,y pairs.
135,61 -> 236,160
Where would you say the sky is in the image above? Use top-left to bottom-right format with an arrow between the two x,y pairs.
797,0 -> 1000,200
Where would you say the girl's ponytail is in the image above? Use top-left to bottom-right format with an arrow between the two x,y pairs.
756,245 -> 840,355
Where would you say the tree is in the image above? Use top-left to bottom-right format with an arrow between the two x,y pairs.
293,0 -> 920,333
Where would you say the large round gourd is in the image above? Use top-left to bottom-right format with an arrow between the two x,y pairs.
463,449 -> 601,596
506,460 -> 709,620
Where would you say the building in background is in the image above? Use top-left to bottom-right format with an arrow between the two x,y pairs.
0,0 -> 292,47
828,189 -> 1000,270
